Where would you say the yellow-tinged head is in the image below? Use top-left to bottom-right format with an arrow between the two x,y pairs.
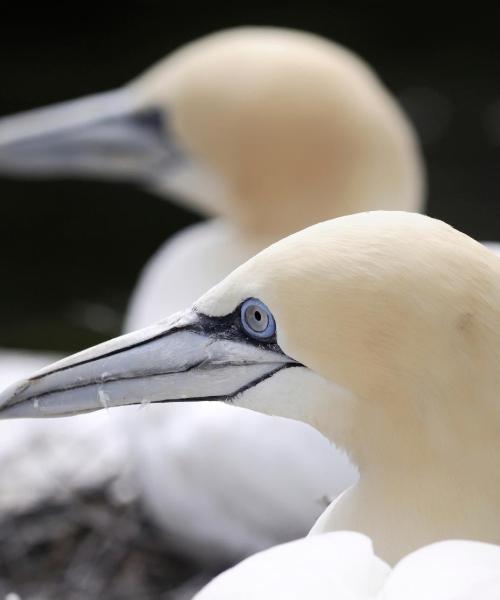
133,28 -> 424,236
2,210 -> 500,561
0,28 -> 424,239
197,211 -> 500,464
192,210 -> 500,560
4,210 -> 499,465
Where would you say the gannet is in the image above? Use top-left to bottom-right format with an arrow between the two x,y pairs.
2,211 -> 499,565
0,28 -> 424,559
0,28 -> 423,235
194,533 -> 500,599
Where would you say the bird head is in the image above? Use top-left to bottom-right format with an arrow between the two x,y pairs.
0,28 -> 424,238
2,211 -> 498,471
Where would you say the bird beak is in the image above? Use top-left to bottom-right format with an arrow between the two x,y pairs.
0,309 -> 297,419
0,88 -> 184,182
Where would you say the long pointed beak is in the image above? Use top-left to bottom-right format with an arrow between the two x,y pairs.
0,309 -> 297,419
0,88 -> 184,181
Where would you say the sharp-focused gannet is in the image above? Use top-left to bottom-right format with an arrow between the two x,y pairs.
2,211 -> 500,566
0,28 -> 424,559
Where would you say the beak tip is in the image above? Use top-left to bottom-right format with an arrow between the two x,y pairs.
0,379 -> 31,414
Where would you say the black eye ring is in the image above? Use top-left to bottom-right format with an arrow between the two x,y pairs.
240,298 -> 276,340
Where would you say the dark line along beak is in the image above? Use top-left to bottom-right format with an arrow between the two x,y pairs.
0,88 -> 186,182
0,309 -> 298,419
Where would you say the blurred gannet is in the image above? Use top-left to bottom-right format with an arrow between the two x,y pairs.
0,28 -> 424,560
2,211 -> 500,566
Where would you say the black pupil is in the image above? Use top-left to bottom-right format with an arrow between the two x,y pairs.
245,304 -> 269,334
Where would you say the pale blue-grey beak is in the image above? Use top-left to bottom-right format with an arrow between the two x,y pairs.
0,88 -> 185,182
0,308 -> 298,419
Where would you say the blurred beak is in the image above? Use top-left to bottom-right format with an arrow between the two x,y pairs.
0,88 -> 184,181
0,309 -> 296,419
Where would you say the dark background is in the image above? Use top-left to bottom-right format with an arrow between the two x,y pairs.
1,3 -> 499,352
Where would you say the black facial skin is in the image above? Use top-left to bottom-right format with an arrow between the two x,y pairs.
6,302 -> 302,415
131,107 -> 189,172
30,301 -> 285,385
194,301 -> 282,352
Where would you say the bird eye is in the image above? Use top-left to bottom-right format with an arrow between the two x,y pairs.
240,298 -> 276,340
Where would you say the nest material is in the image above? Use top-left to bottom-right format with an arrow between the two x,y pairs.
0,482 -> 220,600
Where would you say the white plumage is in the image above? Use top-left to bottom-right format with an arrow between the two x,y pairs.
194,532 -> 500,600
3,211 -> 500,592
0,28 -> 423,560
